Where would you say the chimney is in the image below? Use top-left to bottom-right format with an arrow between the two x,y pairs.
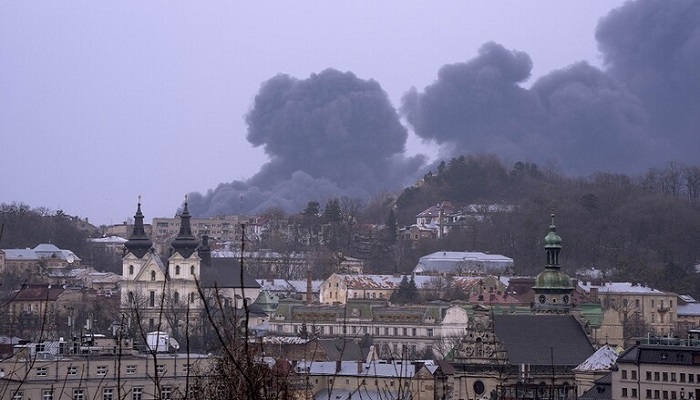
306,267 -> 313,305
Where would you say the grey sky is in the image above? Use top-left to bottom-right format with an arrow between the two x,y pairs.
1,2 -> 625,226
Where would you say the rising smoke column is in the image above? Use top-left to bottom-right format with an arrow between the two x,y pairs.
596,0 -> 700,163
188,69 -> 425,217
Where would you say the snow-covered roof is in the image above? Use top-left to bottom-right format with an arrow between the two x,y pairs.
414,251 -> 513,274
677,303 -> 700,317
574,344 -> 619,372
295,360 -> 415,379
89,236 -> 128,244
578,282 -> 667,294
332,274 -> 432,290
2,244 -> 80,262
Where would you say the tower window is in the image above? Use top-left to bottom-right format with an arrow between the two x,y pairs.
149,291 -> 155,307
129,265 -> 134,275
175,265 -> 180,275
150,271 -> 156,281
190,265 -> 195,275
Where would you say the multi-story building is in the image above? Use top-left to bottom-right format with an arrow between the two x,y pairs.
0,347 -> 214,400
612,338 -> 700,400
270,299 -> 469,359
0,244 -> 81,273
578,281 -> 678,340
152,214 -> 255,247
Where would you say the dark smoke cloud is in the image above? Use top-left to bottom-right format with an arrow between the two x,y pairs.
402,42 -> 654,175
596,0 -> 700,162
189,69 -> 425,217
402,42 -> 546,162
190,1 -> 700,216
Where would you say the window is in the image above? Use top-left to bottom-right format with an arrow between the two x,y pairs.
175,265 -> 180,275
654,390 -> 660,399
103,388 -> 114,400
37,367 -> 47,376
150,271 -> 156,281
191,265 -> 195,275
689,373 -> 694,383
182,364 -> 191,373
632,370 -> 637,380
67,366 -> 77,375
73,389 -> 85,400
393,327 -> 398,336
190,292 -> 196,304
663,391 -> 668,399
636,299 -> 640,308
149,291 -> 155,307
647,390 -> 652,398
174,292 -> 179,304
427,328 -> 434,337
161,386 -> 172,400
623,388 -> 629,397
403,328 -> 407,336
129,265 -> 134,275
623,370 -> 628,379
652,300 -> 655,307
647,371 -> 652,381
42,389 -> 54,400
12,391 -> 23,400
132,387 -> 143,400
156,364 -> 165,374
671,392 -> 676,400
97,365 -> 107,375
680,373 -> 685,382
654,372 -> 660,381
633,389 -> 638,398
128,291 -> 134,303
126,365 -> 136,374
663,372 -> 668,382
671,373 -> 676,381
412,328 -> 417,336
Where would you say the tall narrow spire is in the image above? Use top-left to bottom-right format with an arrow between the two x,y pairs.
171,195 -> 199,258
124,196 -> 153,258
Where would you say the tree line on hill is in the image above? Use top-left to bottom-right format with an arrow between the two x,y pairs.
2,154 -> 700,298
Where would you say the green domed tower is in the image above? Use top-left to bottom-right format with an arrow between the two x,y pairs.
532,214 -> 574,313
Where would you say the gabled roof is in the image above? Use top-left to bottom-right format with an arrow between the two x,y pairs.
200,258 -> 261,289
492,314 -> 594,366
574,344 -> 619,372
13,285 -> 66,301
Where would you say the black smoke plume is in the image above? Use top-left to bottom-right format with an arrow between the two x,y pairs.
190,0 -> 699,216
188,69 -> 425,217
402,1 -> 699,175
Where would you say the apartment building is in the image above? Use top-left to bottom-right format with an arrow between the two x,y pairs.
579,282 -> 678,339
270,299 -> 469,359
612,339 -> 700,400
0,350 -> 213,400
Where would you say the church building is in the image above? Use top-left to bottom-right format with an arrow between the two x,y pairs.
119,198 -> 260,341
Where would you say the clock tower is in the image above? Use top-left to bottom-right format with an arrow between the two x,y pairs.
532,214 -> 574,314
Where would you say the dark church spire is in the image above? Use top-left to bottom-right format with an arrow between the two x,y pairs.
171,195 -> 199,258
124,196 -> 153,259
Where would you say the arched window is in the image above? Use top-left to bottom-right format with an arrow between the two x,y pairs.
175,265 -> 180,275
174,292 -> 180,304
128,291 -> 134,303
190,265 -> 195,275
150,271 -> 156,281
129,265 -> 134,275
189,292 -> 195,304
